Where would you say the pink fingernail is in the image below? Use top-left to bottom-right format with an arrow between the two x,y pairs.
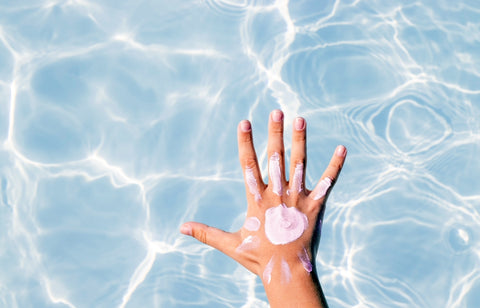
295,117 -> 305,131
336,145 -> 346,157
180,224 -> 192,236
240,120 -> 251,132
272,110 -> 283,122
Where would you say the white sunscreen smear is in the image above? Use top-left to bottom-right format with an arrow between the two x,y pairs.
263,256 -> 275,284
313,177 -> 332,200
265,204 -> 308,245
281,258 -> 292,284
287,163 -> 303,195
243,217 -> 261,231
236,235 -> 260,253
298,247 -> 313,273
245,167 -> 261,201
269,152 -> 282,196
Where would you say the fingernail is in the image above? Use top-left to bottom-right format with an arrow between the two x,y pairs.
272,110 -> 283,122
180,224 -> 192,236
336,145 -> 347,157
240,120 -> 251,132
295,117 -> 305,131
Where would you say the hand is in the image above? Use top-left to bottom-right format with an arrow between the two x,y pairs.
180,110 -> 347,307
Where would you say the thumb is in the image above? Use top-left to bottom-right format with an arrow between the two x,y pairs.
180,222 -> 240,256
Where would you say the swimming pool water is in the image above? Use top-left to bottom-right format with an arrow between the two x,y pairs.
1,1 -> 479,307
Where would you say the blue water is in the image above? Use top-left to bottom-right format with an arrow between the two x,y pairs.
1,1 -> 479,307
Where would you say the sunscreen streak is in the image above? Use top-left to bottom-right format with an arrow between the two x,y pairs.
235,235 -> 260,253
313,177 -> 332,200
245,167 -> 261,201
281,258 -> 291,284
269,152 -> 283,196
298,247 -> 313,273
263,256 -> 275,284
288,163 -> 303,195
243,217 -> 261,231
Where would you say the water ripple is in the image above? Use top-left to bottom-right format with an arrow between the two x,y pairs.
204,0 -> 252,17
1,0 -> 479,307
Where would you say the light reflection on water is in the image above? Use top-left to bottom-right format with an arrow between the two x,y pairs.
0,0 -> 479,307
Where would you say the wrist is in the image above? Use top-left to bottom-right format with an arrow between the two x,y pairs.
262,259 -> 326,308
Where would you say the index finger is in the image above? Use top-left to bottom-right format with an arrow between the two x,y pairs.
238,120 -> 264,202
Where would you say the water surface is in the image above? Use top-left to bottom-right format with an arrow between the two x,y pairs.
0,1 -> 479,307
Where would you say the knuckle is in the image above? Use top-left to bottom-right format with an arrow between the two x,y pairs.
293,132 -> 306,143
196,229 -> 208,244
292,159 -> 304,166
240,133 -> 253,144
270,126 -> 283,135
242,157 -> 257,169
333,160 -> 344,170
330,158 -> 344,171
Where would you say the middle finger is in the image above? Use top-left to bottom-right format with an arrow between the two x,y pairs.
267,109 -> 286,197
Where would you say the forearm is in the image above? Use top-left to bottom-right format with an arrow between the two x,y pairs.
263,263 -> 328,308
